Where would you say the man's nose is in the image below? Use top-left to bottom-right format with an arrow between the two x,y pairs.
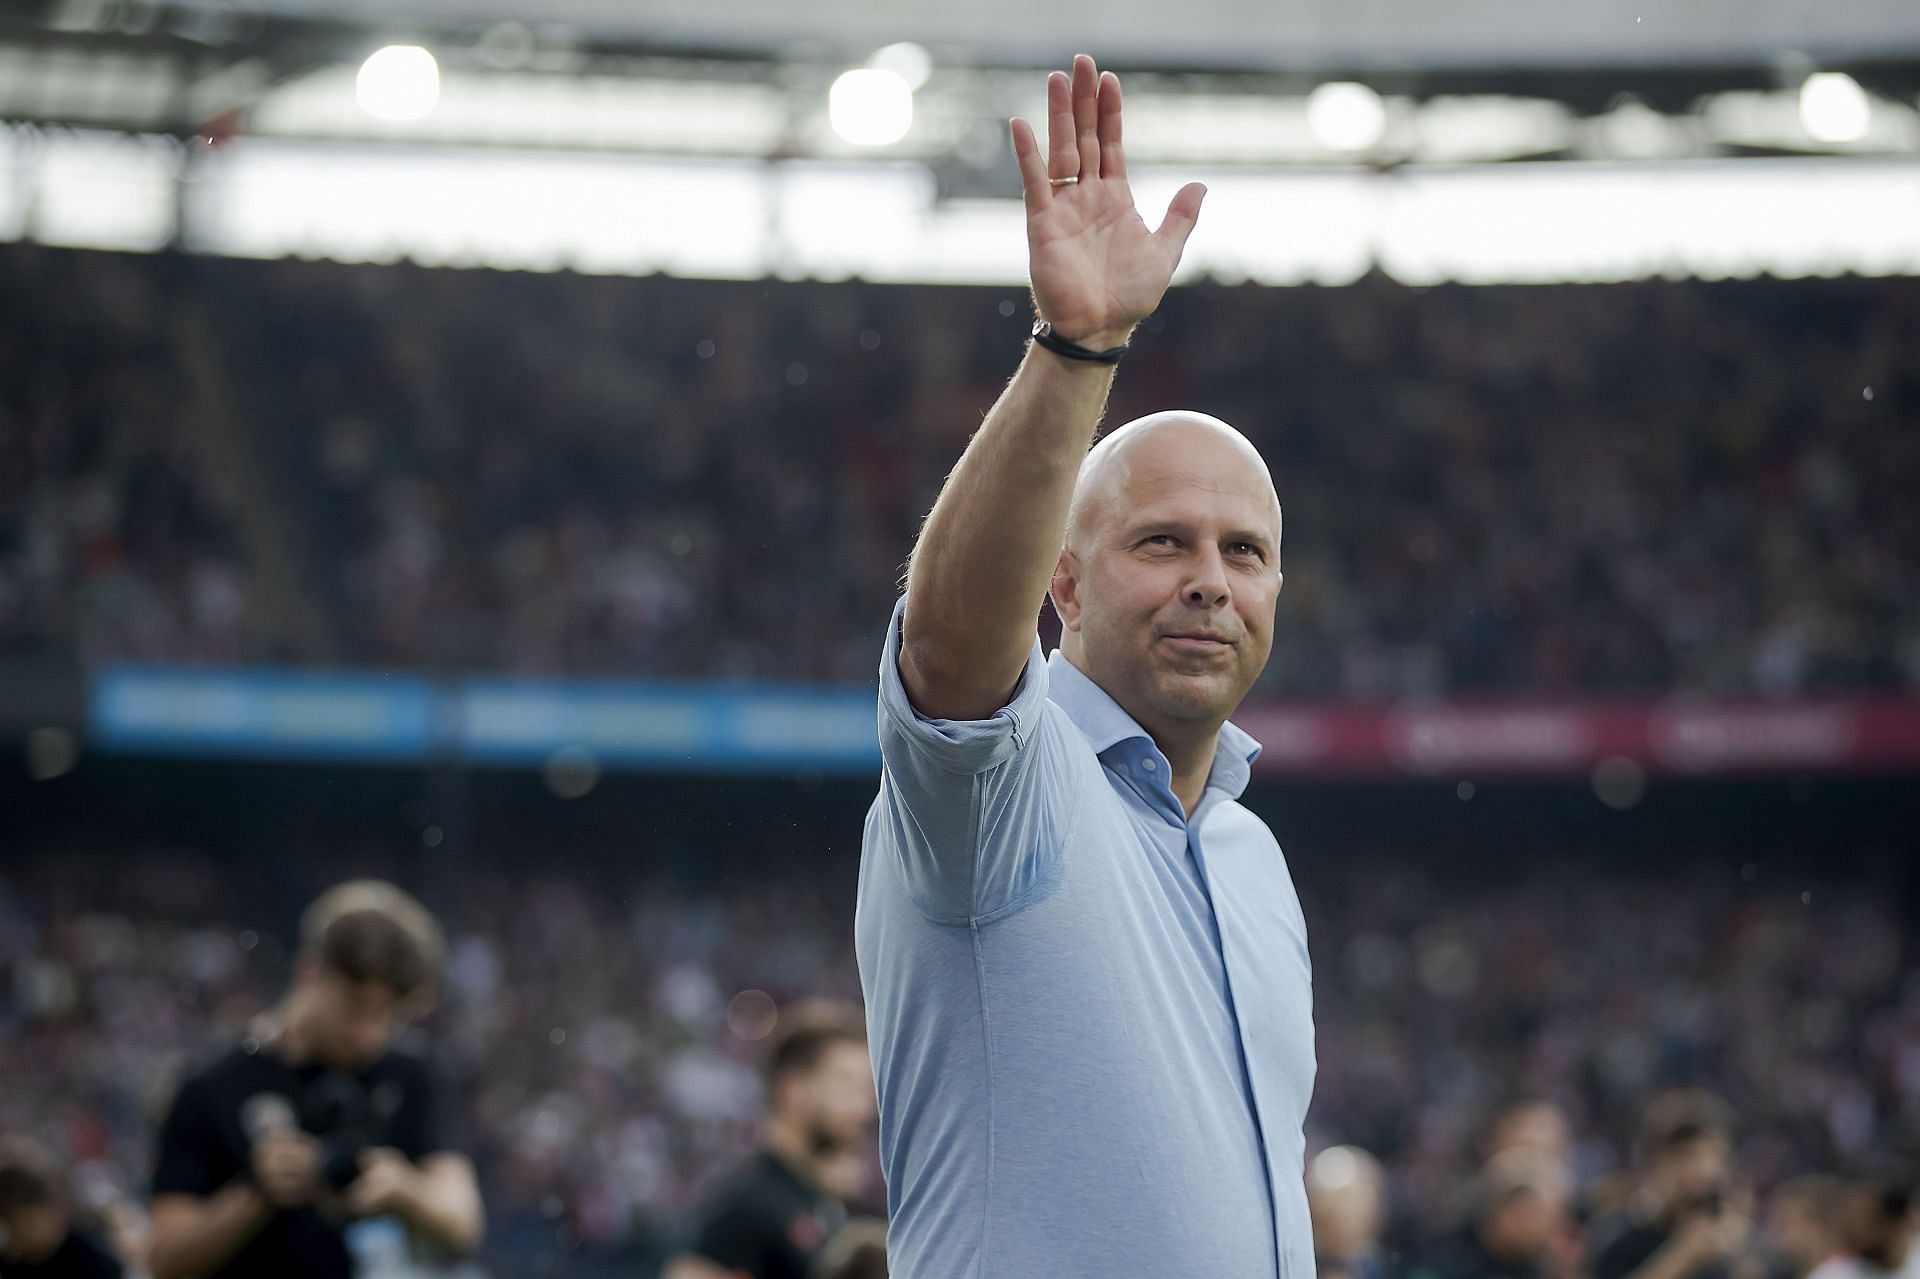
1183,547 -> 1230,608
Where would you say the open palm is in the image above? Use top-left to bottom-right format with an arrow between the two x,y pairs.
1012,55 -> 1207,348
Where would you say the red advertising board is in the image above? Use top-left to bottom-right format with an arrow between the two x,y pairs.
1232,698 -> 1920,777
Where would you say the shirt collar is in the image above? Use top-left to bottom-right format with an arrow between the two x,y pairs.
1044,650 -> 1263,803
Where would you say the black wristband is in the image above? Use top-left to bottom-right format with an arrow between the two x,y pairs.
1030,318 -> 1129,365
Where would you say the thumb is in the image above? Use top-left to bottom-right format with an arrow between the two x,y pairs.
1153,181 -> 1207,261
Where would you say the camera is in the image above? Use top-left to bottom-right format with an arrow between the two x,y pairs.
302,1072 -> 388,1193
245,1072 -> 394,1196
1682,1185 -> 1725,1221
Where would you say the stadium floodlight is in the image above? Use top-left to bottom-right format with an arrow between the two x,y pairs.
356,45 -> 441,122
1798,72 -> 1870,144
1307,81 -> 1387,153
829,68 -> 914,146
869,42 -> 933,91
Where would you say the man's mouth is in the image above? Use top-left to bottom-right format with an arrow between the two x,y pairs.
1160,631 -> 1235,651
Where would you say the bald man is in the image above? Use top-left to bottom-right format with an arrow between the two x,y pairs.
1310,1147 -> 1389,1279
855,53 -> 1315,1278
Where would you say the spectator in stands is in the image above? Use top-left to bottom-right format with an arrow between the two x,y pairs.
668,1001 -> 875,1279
7,243 -> 1918,699
146,880 -> 483,1279
1589,1092 -> 1752,1279
1485,1099 -> 1576,1169
0,1137 -> 122,1279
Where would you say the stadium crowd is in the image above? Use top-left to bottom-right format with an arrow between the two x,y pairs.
1,837 -> 1913,1278
0,248 -> 256,665
3,243 -> 1916,696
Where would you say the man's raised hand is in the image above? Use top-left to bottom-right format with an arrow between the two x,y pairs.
1010,54 -> 1206,350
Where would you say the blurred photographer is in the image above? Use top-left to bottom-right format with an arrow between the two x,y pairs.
1590,1092 -> 1751,1279
665,1000 -> 875,1279
147,881 -> 483,1279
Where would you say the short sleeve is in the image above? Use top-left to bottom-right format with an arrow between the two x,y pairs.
689,1197 -> 773,1274
872,595 -> 1076,922
879,596 -> 1051,778
386,1055 -> 452,1161
150,1078 -> 226,1199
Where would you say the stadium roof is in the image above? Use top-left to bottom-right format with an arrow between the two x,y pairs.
162,0 -> 1920,72
6,0 -> 1919,283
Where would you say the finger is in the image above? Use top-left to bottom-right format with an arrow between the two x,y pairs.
1097,71 -> 1125,180
1010,117 -> 1052,212
1072,54 -> 1101,181
1153,181 -> 1208,261
1045,71 -> 1076,180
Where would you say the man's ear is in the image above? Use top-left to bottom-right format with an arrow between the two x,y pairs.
1049,548 -> 1083,631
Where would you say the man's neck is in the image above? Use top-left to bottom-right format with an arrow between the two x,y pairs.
263,997 -> 318,1066
1058,649 -> 1222,818
1156,726 -> 1221,818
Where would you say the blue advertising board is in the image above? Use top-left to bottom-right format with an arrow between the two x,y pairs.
90,666 -> 883,774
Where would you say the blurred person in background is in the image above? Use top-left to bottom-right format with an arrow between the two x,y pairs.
1309,1146 -> 1389,1279
1411,1149 -> 1570,1279
1809,1164 -> 1917,1279
807,1219 -> 887,1279
808,1148 -> 873,1208
1485,1100 -> 1576,1170
146,881 -> 482,1279
668,1002 -> 875,1279
1765,1176 -> 1844,1279
859,51 -> 1313,1278
1482,1099 -> 1583,1274
0,1137 -> 122,1279
1589,1092 -> 1751,1279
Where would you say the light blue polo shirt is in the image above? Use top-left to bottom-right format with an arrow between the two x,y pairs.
856,598 -> 1317,1278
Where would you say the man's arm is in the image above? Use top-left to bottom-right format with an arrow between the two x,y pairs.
1615,1212 -> 1749,1279
899,52 -> 1204,721
147,1185 -> 275,1279
148,1112 -> 320,1279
